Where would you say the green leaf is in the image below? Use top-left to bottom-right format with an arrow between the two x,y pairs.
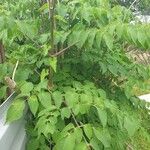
54,139 -> 65,150
65,91 -> 79,108
0,29 -> 7,43
15,68 -> 30,82
38,91 -> 52,108
90,138 -> 103,150
39,34 -> 49,44
103,33 -> 113,50
27,139 -> 39,150
80,93 -> 92,104
39,145 -> 50,150
72,104 -> 80,115
93,128 -> 111,148
77,30 -> 89,48
63,123 -> 75,132
74,128 -> 83,143
96,31 -> 103,48
37,120 -> 55,137
108,65 -> 118,76
37,106 -> 57,118
68,30 -> 82,45
20,82 -> 33,96
61,31 -> 70,44
6,99 -> 25,123
81,6 -> 91,24
42,122 -> 55,137
61,107 -> 71,119
116,24 -> 124,39
0,64 -> 7,80
75,142 -> 87,150
28,95 -> 39,116
124,85 -> 132,99
108,24 -> 116,36
35,80 -> 48,92
84,124 -> 93,139
39,3 -> 48,12
137,28 -> 147,48
17,21 -> 37,40
128,26 -> 137,45
97,89 -> 106,99
87,29 -> 96,47
57,4 -> 67,17
124,116 -> 139,137
0,86 -> 7,99
49,57 -> 57,72
99,62 -> 107,74
79,104 -> 89,114
62,134 -> 75,150
40,69 -> 49,82
52,91 -> 63,108
97,107 -> 107,127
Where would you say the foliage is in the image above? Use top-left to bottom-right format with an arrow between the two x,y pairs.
0,0 -> 150,149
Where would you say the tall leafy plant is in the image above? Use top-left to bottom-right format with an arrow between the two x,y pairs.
0,0 -> 150,149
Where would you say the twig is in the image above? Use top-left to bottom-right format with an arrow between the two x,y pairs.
20,32 -> 41,48
47,0 -> 51,19
47,0 -> 56,88
49,42 -> 77,57
48,0 -> 55,52
123,0 -> 139,22
71,113 -> 79,126
128,0 -> 138,10
34,69 -> 40,76
0,41 -> 5,63
71,110 -> 90,149
12,60 -> 19,81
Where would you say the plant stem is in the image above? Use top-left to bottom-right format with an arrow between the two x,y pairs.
48,0 -> 55,53
0,41 -> 5,63
49,42 -> 77,57
123,0 -> 139,22
12,60 -> 19,81
128,0 -> 138,10
47,0 -> 56,89
71,110 -> 90,149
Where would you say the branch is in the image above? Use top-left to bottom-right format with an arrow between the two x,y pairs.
34,69 -> 40,76
63,100 -> 90,148
71,110 -> 90,149
48,0 -> 55,52
0,41 -> 5,63
49,42 -> 77,57
12,60 -> 19,81
25,34 -> 41,48
123,0 -> 139,22
128,0 -> 138,10
47,0 -> 51,19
